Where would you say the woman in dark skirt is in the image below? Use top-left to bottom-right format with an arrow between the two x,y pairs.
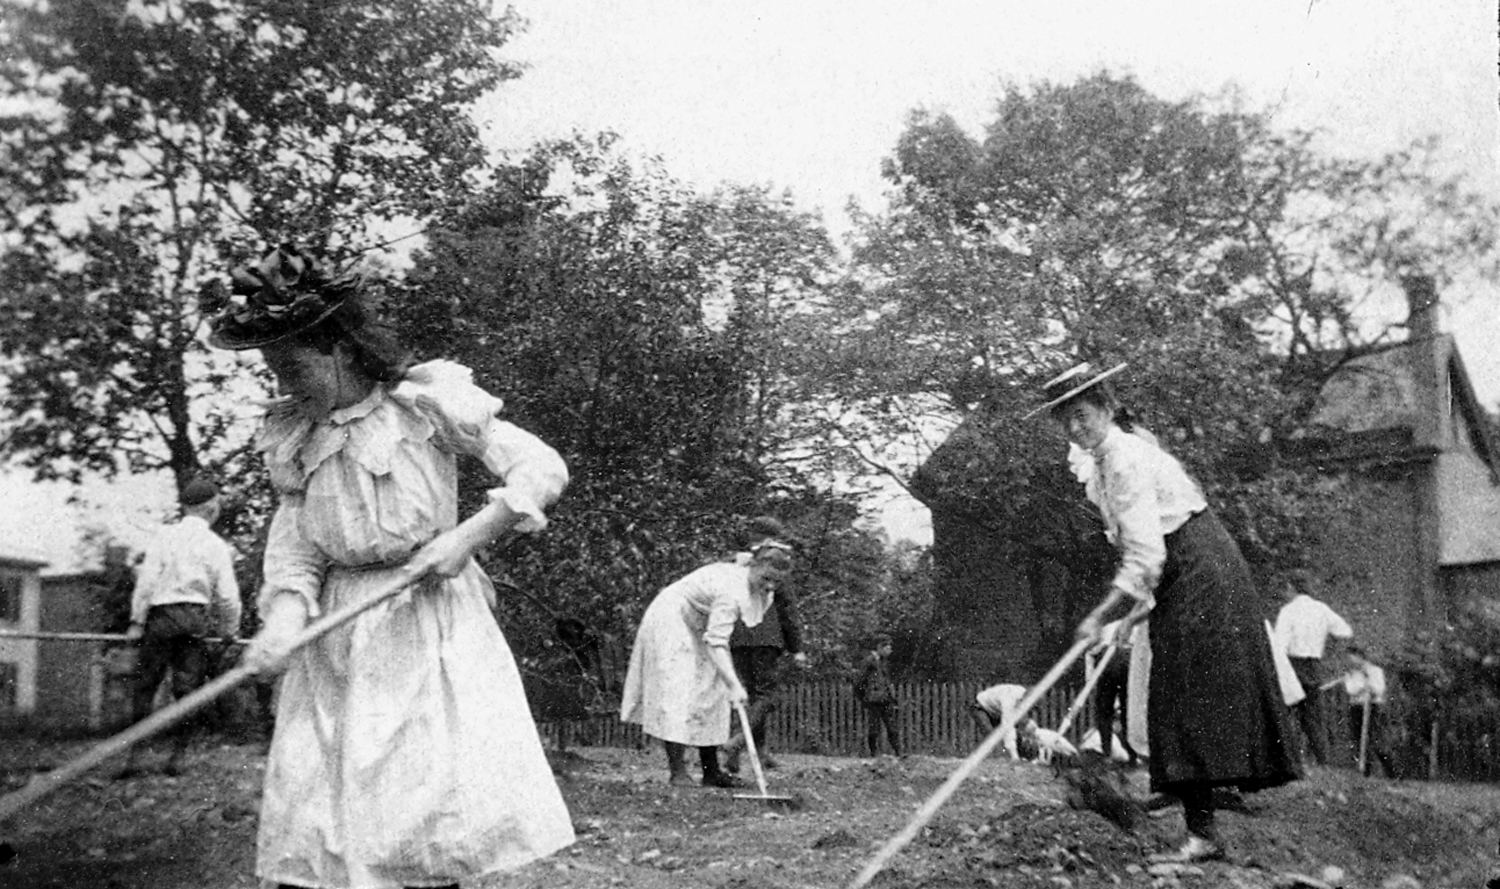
1036,362 -> 1300,863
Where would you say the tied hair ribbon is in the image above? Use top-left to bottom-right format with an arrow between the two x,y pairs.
751,539 -> 795,556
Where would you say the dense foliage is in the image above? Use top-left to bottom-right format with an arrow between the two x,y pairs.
0,0 -> 522,494
818,74 -> 1496,589
388,136 -> 908,675
2,13 -> 1496,692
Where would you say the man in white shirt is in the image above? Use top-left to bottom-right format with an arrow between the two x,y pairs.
121,477 -> 241,776
1273,575 -> 1353,765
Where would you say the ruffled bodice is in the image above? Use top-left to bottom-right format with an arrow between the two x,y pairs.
255,360 -> 567,610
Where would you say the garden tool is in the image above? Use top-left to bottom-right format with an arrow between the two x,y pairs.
1357,696 -> 1372,774
731,701 -> 802,811
848,636 -> 1092,889
1045,641 -> 1119,756
0,563 -> 424,827
0,630 -> 246,645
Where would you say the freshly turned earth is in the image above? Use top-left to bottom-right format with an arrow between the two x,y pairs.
3,737 -> 1499,888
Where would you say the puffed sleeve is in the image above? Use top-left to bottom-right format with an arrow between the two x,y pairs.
1100,448 -> 1166,606
258,499 -> 330,619
476,418 -> 568,534
392,360 -> 568,533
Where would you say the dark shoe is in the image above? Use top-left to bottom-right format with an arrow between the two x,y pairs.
1148,836 -> 1225,863
1145,793 -> 1179,817
701,771 -> 747,789
1211,787 -> 1252,813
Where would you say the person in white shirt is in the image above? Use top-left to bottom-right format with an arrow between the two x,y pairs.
1274,576 -> 1353,765
1341,645 -> 1394,777
121,476 -> 241,776
972,682 -> 1040,760
1040,362 -> 1299,864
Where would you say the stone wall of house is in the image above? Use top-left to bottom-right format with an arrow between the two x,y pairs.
1304,467 -> 1424,664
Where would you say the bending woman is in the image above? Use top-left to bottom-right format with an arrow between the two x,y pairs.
208,245 -> 575,889
1037,362 -> 1299,863
620,544 -> 794,787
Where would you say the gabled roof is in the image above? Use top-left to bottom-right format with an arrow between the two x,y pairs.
1300,334 -> 1499,475
0,545 -> 49,570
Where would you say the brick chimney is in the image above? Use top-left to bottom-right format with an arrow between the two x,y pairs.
1400,272 -> 1443,634
1402,274 -> 1438,340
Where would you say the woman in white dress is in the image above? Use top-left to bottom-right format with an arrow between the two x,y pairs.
620,544 -> 794,786
206,245 -> 575,889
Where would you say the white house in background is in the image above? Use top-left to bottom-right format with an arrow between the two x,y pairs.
0,547 -> 48,717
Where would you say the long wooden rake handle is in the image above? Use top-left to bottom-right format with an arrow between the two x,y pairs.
0,631 -> 246,645
734,702 -> 773,798
847,636 -> 1092,889
1054,642 -> 1117,738
0,564 -> 423,824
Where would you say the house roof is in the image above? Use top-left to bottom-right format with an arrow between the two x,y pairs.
1299,334 -> 1499,475
1297,333 -> 1500,566
0,545 -> 50,570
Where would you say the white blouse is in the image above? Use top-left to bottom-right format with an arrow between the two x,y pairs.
255,359 -> 568,616
1070,425 -> 1207,605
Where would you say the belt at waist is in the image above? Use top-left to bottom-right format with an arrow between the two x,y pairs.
147,600 -> 208,611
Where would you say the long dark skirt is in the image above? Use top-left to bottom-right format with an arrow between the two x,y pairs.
1146,510 -> 1300,794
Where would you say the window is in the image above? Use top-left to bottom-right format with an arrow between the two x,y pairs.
0,573 -> 19,623
0,661 -> 16,713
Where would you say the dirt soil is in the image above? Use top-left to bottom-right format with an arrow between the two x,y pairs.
4,737 -> 1500,889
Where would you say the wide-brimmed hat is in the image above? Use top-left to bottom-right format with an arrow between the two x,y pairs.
1023,361 -> 1128,419
202,245 -> 363,350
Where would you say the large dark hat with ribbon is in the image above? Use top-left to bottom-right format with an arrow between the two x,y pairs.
201,245 -> 363,350
179,476 -> 221,506
1023,361 -> 1129,419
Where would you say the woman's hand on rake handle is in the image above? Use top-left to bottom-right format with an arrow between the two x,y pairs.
243,591 -> 310,677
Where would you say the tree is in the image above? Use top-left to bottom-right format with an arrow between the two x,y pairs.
0,0 -> 522,497
816,73 -> 1497,565
389,135 -> 881,663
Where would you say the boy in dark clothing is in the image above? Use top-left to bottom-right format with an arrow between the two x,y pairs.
856,635 -> 900,756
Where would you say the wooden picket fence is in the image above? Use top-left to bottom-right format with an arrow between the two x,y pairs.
539,680 -> 1099,758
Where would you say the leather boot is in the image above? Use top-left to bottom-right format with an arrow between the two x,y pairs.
665,742 -> 693,786
699,746 -> 744,788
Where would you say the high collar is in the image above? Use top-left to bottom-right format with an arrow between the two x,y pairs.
1088,423 -> 1129,460
327,385 -> 385,425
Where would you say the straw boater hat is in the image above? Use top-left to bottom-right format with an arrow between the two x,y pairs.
1023,361 -> 1129,419
201,245 -> 363,350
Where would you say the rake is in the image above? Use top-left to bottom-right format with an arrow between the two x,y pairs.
848,636 -> 1092,889
0,563 -> 423,827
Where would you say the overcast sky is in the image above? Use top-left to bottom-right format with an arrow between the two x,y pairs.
4,0 -> 1497,560
481,0 -> 1499,398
